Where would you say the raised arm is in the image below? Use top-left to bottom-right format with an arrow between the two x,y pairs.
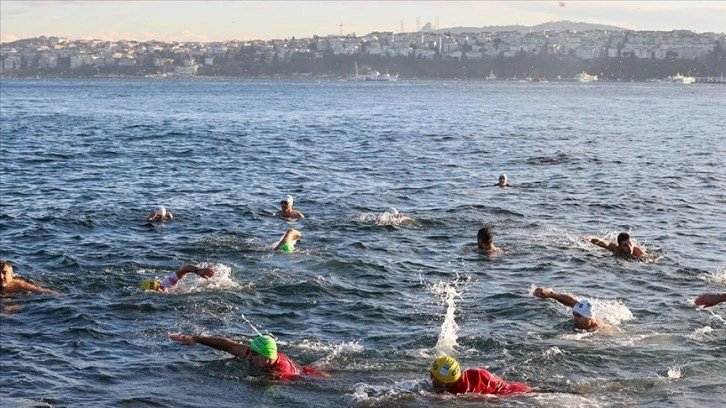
175,264 -> 214,280
274,229 -> 302,250
169,333 -> 249,358
533,287 -> 579,307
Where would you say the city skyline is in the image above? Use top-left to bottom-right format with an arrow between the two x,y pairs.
1,1 -> 725,44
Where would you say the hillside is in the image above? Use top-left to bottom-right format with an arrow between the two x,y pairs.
423,20 -> 627,34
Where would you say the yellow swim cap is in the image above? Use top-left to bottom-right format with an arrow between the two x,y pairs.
430,356 -> 462,383
140,279 -> 161,291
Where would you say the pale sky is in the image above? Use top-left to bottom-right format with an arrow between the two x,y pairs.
1,1 -> 724,43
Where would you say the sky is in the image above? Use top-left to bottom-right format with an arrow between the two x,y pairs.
1,1 -> 724,43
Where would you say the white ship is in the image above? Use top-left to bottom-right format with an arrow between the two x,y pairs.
352,62 -> 398,81
575,72 -> 598,82
669,73 -> 695,84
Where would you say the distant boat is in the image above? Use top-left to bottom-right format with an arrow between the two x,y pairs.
364,71 -> 398,82
485,69 -> 497,80
668,73 -> 695,84
575,72 -> 598,82
352,62 -> 397,81
374,68 -> 398,81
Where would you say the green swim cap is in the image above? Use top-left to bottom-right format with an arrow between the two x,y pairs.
278,242 -> 294,253
250,335 -> 278,360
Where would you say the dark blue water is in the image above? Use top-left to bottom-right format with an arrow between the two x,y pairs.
1,78 -> 725,407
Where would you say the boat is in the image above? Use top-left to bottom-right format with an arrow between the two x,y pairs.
668,73 -> 695,84
352,62 -> 398,81
485,69 -> 497,80
365,68 -> 397,82
575,72 -> 598,82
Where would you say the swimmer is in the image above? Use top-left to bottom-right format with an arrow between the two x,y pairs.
274,195 -> 304,219
382,207 -> 412,223
139,264 -> 215,292
147,205 -> 173,221
477,227 -> 502,254
585,232 -> 645,257
1,260 -> 58,295
429,355 -> 532,395
274,229 -> 302,253
533,287 -> 618,333
494,173 -> 510,188
695,293 -> 726,308
169,333 -> 328,380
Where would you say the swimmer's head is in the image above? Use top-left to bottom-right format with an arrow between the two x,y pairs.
499,173 -> 507,182
477,227 -> 494,245
387,207 -> 399,216
281,195 -> 294,207
140,279 -> 161,291
1,260 -> 14,288
430,355 -> 462,385
156,205 -> 167,217
572,299 -> 593,319
616,232 -> 634,254
250,335 -> 278,360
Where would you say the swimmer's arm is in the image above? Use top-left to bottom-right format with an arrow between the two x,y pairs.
175,264 -> 214,280
533,287 -> 578,307
166,211 -> 173,220
587,236 -> 615,251
695,293 -> 726,308
295,211 -> 305,219
632,247 -> 645,257
17,280 -> 58,294
277,228 -> 302,248
170,334 -> 250,358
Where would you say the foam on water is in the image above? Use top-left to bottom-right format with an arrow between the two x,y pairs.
701,264 -> 726,285
429,280 -> 461,356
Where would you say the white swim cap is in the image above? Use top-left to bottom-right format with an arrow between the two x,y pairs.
387,207 -> 399,216
573,299 -> 593,319
156,205 -> 167,217
499,173 -> 507,181
282,195 -> 294,205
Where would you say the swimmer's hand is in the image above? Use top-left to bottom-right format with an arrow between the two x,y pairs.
170,333 -> 197,346
194,267 -> 215,280
695,293 -> 726,308
533,287 -> 551,298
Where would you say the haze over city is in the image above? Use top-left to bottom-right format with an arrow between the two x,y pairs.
1,1 -> 725,44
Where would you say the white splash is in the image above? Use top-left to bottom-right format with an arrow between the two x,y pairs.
296,339 -> 364,353
701,265 -> 726,285
666,365 -> 682,379
594,298 -> 634,326
349,379 -> 427,405
429,281 -> 461,356
687,326 -> 715,341
240,313 -> 262,336
293,339 -> 364,369
177,263 -> 245,292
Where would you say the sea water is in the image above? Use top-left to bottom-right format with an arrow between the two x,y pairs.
1,78 -> 725,407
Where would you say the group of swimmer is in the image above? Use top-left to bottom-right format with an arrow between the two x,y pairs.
2,179 -> 725,397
